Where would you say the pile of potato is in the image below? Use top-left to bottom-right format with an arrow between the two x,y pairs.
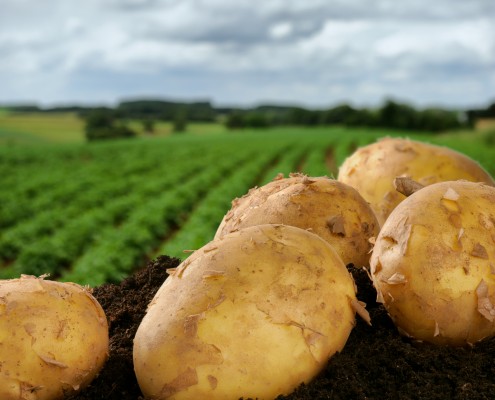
338,138 -> 495,345
133,137 -> 495,399
1,136 -> 494,400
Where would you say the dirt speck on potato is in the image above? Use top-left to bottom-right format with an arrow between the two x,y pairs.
471,243 -> 489,259
327,215 -> 346,236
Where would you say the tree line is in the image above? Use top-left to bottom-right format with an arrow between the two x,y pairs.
3,98 -> 494,141
224,100 -> 473,133
67,100 -> 210,141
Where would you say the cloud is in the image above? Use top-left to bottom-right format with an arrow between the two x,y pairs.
134,2 -> 328,47
0,0 -> 494,107
106,0 -> 162,11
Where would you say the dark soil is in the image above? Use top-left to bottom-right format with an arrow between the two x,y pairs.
70,256 -> 495,400
67,255 -> 177,400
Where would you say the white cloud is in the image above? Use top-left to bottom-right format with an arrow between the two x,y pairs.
269,22 -> 293,40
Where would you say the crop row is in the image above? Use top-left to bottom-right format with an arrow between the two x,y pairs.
0,133 -> 341,284
61,145 -> 286,285
0,144 -> 202,229
1,142 -> 265,281
0,146 -> 209,264
159,141 -> 307,260
1,128 -> 492,286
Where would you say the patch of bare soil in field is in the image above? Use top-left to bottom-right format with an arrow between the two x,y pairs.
325,147 -> 337,176
70,256 -> 495,400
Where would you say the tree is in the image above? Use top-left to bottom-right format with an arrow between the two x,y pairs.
142,118 -> 155,134
288,107 -> 321,126
225,112 -> 245,129
244,112 -> 271,128
345,108 -> 379,127
85,109 -> 114,131
84,109 -> 137,141
378,99 -> 424,130
172,111 -> 187,133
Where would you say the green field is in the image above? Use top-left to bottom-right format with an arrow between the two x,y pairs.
0,116 -> 493,286
0,111 -> 229,145
0,112 -> 86,144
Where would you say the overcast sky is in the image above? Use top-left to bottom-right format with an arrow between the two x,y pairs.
1,0 -> 494,109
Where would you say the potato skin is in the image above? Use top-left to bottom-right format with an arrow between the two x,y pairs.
215,174 -> 379,267
134,224 -> 357,400
370,181 -> 495,346
338,137 -> 495,226
0,276 -> 109,400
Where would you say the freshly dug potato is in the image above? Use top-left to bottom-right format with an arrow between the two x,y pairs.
338,137 -> 495,226
134,224 -> 359,400
370,181 -> 495,346
0,275 -> 109,400
215,174 -> 379,267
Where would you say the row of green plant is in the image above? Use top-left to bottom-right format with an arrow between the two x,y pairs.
0,128 -> 493,285
61,144 -> 284,285
0,131 -> 339,284
159,141 -> 311,259
0,150 -> 212,276
0,140 -> 256,279
0,142 -> 204,231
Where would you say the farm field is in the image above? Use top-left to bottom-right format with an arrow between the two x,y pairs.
0,111 -> 229,145
0,126 -> 493,286
0,112 -> 86,144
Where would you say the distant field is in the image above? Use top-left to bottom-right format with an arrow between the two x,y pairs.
0,112 -> 229,145
1,111 -> 491,145
0,121 -> 493,286
475,118 -> 495,131
0,112 -> 86,144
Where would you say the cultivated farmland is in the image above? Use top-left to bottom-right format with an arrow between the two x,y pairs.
0,127 -> 493,286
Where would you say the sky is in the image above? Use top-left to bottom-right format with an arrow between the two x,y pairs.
1,0 -> 494,109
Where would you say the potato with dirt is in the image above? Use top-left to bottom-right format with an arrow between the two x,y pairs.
338,137 -> 495,226
133,224 -> 362,400
0,275 -> 109,400
370,180 -> 495,346
215,174 -> 379,267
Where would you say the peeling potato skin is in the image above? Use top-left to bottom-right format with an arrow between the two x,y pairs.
133,224 -> 357,400
0,276 -> 109,400
370,181 -> 495,346
338,137 -> 495,227
215,174 -> 379,267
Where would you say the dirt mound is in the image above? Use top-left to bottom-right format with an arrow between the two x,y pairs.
70,256 -> 495,400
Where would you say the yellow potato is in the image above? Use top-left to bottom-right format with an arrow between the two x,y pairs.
215,174 -> 379,267
0,275 -> 109,399
370,181 -> 495,345
134,224 -> 358,399
338,137 -> 495,226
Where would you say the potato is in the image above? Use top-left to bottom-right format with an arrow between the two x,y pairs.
134,224 -> 359,399
215,174 -> 379,267
338,137 -> 495,226
0,275 -> 109,399
370,181 -> 495,346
